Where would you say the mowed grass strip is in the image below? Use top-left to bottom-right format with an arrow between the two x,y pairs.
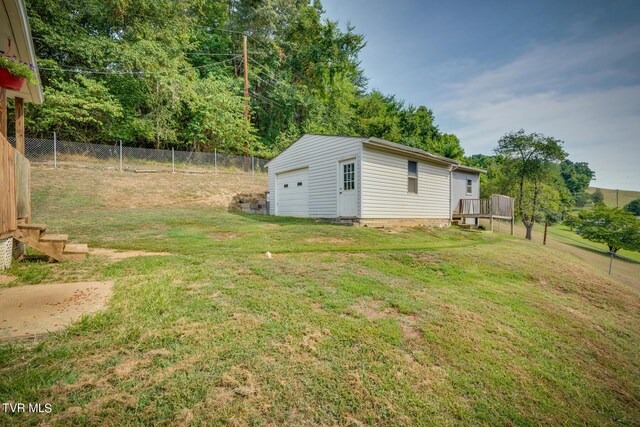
0,169 -> 639,425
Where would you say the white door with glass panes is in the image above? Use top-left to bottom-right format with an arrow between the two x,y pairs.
339,159 -> 357,217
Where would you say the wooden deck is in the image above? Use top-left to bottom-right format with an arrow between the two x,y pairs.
453,194 -> 515,234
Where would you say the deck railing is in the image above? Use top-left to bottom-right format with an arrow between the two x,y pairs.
0,132 -> 30,237
454,194 -> 514,218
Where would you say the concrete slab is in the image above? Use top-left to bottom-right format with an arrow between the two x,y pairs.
0,281 -> 114,340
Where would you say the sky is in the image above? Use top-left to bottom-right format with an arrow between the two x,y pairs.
321,0 -> 640,191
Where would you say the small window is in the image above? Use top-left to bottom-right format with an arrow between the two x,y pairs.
297,182 -> 303,186
283,184 -> 288,188
408,161 -> 418,193
343,163 -> 355,190
466,179 -> 472,195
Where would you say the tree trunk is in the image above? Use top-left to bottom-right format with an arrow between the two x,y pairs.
525,223 -> 533,240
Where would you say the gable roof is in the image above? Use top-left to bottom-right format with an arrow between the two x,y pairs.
364,137 -> 458,166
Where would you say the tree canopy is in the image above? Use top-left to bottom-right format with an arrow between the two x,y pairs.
574,207 -> 640,253
24,0 -> 464,158
494,130 -> 568,240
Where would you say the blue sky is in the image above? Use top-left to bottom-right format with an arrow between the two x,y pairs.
321,0 -> 640,191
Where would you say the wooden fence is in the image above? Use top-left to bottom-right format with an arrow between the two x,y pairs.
0,132 -> 30,238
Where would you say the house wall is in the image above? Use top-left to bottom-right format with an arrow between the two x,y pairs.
360,145 -> 451,221
267,135 -> 363,218
451,170 -> 480,213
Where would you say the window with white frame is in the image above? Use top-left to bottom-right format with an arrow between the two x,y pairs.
466,178 -> 473,195
408,161 -> 418,193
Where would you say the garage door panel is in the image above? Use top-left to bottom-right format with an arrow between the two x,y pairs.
276,168 -> 309,217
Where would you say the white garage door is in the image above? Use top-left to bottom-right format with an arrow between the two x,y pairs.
276,168 -> 309,217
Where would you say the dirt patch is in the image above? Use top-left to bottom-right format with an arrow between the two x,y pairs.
353,299 -> 423,341
0,281 -> 114,339
90,248 -> 171,260
0,274 -> 15,285
354,299 -> 389,320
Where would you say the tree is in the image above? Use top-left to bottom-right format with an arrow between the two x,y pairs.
591,189 -> 605,205
560,160 -> 595,195
574,191 -> 592,208
574,207 -> 640,254
623,199 -> 640,216
494,130 -> 567,240
564,214 -> 580,231
427,133 -> 464,161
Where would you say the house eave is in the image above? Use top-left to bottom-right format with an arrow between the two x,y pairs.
364,137 -> 459,167
1,0 -> 44,104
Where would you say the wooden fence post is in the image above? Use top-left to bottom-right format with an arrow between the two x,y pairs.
15,97 -> 24,154
0,89 -> 7,138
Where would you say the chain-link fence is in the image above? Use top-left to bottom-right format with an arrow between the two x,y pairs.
8,136 -> 269,174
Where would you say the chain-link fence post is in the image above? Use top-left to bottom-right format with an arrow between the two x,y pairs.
53,131 -> 57,168
172,147 -> 175,174
119,140 -> 123,173
214,148 -> 218,174
252,155 -> 255,176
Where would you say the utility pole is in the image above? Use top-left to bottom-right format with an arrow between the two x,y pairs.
243,34 -> 250,172
616,189 -> 619,208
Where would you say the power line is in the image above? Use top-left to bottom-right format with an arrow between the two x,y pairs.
38,55 -> 241,76
249,90 -> 286,108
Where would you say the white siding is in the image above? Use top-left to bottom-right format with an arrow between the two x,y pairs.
267,135 -> 363,218
451,171 -> 480,213
361,146 -> 451,219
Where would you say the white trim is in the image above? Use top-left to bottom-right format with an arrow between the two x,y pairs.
337,157 -> 357,218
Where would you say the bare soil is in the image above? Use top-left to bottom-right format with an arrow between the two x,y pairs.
0,281 -> 114,339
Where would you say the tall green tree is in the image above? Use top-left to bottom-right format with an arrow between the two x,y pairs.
494,130 -> 567,240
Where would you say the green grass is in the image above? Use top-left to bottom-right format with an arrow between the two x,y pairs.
1,170 -> 639,425
589,186 -> 640,209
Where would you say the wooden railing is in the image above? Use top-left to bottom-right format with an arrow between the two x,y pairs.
455,194 -> 514,218
0,132 -> 30,237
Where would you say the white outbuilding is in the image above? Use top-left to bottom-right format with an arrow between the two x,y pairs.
265,134 -> 485,227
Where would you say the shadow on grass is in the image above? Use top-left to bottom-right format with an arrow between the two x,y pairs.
226,210 -> 348,227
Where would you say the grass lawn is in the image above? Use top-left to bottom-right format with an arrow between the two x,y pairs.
1,167 -> 639,425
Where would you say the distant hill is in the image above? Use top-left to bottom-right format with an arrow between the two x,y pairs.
588,187 -> 640,208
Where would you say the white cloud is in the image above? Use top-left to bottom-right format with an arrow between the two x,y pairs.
435,26 -> 640,190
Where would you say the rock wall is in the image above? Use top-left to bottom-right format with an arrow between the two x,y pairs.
229,192 -> 269,214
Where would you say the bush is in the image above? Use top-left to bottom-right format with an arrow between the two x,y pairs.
591,189 -> 605,205
624,199 -> 640,216
564,215 -> 579,231
574,191 -> 591,208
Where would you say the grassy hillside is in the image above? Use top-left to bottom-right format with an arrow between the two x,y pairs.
588,186 -> 640,208
1,167 -> 639,425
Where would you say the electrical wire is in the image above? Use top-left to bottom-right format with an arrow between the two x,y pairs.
38,55 -> 241,76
